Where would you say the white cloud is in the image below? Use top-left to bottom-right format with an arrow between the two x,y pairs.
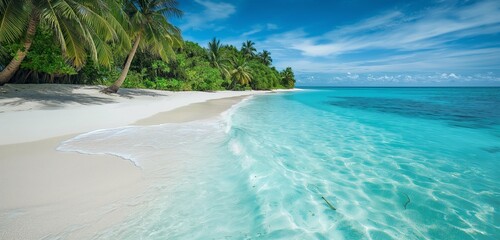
441,73 -> 460,79
181,0 -> 236,30
288,0 -> 500,57
346,72 -> 359,79
266,23 -> 278,30
241,27 -> 262,37
296,72 -> 500,86
240,23 -> 280,38
258,0 -> 500,76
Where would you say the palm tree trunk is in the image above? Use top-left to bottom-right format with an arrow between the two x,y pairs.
0,14 -> 39,85
102,35 -> 141,93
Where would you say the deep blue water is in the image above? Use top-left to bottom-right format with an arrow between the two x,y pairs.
59,87 -> 500,239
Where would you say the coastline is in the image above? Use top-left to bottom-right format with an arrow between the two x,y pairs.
0,84 -> 282,239
0,84 -> 267,145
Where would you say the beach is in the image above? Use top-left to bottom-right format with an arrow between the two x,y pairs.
1,86 -> 498,239
0,0 -> 498,238
0,84 -> 263,239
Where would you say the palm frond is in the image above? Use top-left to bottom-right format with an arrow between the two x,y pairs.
102,0 -> 131,51
153,0 -> 182,19
89,28 -> 114,67
84,27 -> 99,64
0,0 -> 31,43
103,11 -> 131,52
41,1 -> 68,54
44,1 -> 89,67
59,19 -> 88,67
68,0 -> 115,41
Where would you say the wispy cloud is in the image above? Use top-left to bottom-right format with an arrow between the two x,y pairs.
241,27 -> 263,37
260,0 -> 500,76
279,47 -> 500,73
240,23 -> 280,38
266,23 -> 278,30
181,0 -> 236,30
288,1 -> 500,57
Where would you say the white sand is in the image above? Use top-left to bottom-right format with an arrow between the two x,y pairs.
0,84 -> 269,239
0,84 -> 261,145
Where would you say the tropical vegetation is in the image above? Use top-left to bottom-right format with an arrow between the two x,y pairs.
0,0 -> 130,84
0,0 -> 296,91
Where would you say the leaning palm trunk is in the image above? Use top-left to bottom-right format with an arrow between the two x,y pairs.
102,35 -> 141,93
0,14 -> 39,85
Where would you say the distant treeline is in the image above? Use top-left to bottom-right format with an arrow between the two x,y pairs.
0,0 -> 295,92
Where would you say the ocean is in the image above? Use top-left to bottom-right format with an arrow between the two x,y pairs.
58,87 -> 500,239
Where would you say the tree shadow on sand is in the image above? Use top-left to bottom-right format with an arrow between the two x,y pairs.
117,88 -> 167,99
0,84 -> 168,109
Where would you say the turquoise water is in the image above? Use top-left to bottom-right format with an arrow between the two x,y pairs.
59,88 -> 500,239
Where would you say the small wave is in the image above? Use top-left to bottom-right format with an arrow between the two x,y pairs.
57,126 -> 142,166
57,120 -> 228,168
220,96 -> 254,133
57,96 -> 255,169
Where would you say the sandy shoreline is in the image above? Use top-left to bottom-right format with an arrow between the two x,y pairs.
0,84 -> 276,239
0,84 -> 265,145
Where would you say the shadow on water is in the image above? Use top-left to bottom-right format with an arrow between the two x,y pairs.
481,146 -> 500,153
327,96 -> 500,129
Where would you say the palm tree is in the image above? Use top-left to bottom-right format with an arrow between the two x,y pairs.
229,56 -> 252,88
281,67 -> 295,88
241,40 -> 256,58
103,0 -> 182,93
0,0 -> 129,85
207,37 -> 228,77
258,50 -> 272,66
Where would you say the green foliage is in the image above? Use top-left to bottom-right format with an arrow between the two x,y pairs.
229,56 -> 252,89
187,65 -> 224,91
125,0 -> 182,62
0,0 -> 131,68
78,64 -> 119,85
148,77 -> 187,91
152,60 -> 170,76
248,60 -> 280,90
0,42 -> 22,61
184,41 -> 207,59
241,40 -> 256,58
207,37 -> 230,78
1,0 -> 296,91
257,50 -> 272,66
122,68 -> 147,88
20,28 -> 76,75
280,67 -> 296,89
131,51 -> 171,79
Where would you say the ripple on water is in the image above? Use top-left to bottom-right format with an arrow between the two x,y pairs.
57,88 -> 500,239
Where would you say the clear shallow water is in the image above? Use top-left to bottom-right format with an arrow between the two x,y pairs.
58,88 -> 500,239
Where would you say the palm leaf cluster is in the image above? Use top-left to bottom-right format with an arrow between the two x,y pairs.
241,40 -> 256,58
103,0 -> 183,93
0,0 -> 129,68
0,0 -> 183,92
230,56 -> 252,87
207,37 -> 230,78
258,50 -> 272,66
126,0 -> 182,61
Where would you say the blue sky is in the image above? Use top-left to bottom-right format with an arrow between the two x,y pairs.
172,0 -> 500,86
